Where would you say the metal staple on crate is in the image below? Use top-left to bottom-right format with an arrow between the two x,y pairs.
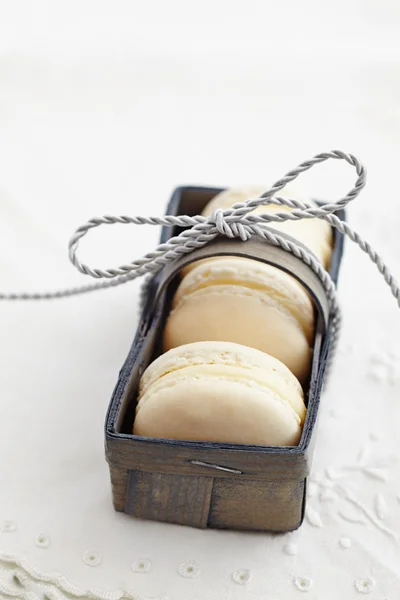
189,460 -> 243,474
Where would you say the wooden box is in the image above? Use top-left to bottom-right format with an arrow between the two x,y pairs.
105,186 -> 344,532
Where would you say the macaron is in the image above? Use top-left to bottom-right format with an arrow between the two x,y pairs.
202,185 -> 333,269
134,341 -> 306,446
163,257 -> 314,383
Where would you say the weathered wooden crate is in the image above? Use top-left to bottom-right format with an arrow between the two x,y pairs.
105,186 -> 344,532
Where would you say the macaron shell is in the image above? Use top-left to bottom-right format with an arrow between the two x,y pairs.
134,369 -> 302,446
202,185 -> 271,212
173,257 -> 314,343
139,340 -> 303,401
201,185 -> 333,268
139,354 -> 306,423
163,285 -> 312,384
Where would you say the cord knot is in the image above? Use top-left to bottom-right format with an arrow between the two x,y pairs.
211,208 -> 252,241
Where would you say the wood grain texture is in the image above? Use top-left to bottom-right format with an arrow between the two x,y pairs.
109,464 -> 128,512
107,439 -> 306,530
105,435 -> 310,481
208,477 -> 305,531
125,470 -> 213,528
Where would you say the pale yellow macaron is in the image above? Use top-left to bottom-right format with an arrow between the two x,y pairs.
202,185 -> 333,269
134,341 -> 306,446
163,257 -> 314,384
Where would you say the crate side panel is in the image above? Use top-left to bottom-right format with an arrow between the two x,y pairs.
126,470 -> 213,528
208,477 -> 305,532
109,464 -> 128,512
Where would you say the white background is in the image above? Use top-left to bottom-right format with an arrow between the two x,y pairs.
0,2 -> 400,599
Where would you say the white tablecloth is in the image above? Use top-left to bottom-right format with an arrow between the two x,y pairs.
1,2 -> 400,599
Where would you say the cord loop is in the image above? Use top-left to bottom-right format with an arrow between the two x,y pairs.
1,149 -> 399,379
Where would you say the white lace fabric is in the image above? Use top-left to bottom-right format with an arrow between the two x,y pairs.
1,2 -> 400,599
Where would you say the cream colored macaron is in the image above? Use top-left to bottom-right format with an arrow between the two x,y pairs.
163,257 -> 314,383
134,341 -> 306,446
202,185 -> 333,269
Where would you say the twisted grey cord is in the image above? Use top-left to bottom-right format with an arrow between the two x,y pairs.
1,150 -> 399,373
